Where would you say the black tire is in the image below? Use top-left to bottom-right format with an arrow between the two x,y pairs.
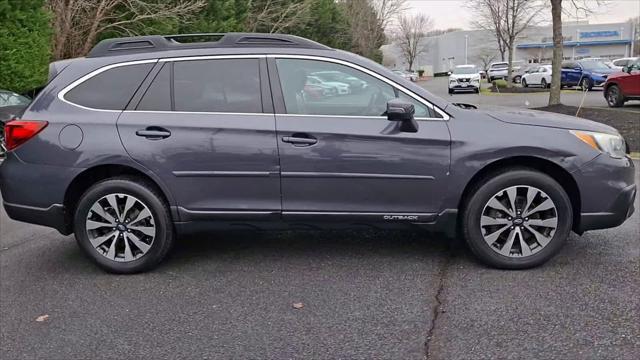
474,87 -> 480,94
605,85 -> 624,107
513,75 -> 521,83
448,88 -> 454,94
462,168 -> 572,269
73,176 -> 174,273
580,77 -> 592,91
541,78 -> 548,88
521,78 -> 528,88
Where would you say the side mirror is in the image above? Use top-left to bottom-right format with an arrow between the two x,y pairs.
387,99 -> 418,133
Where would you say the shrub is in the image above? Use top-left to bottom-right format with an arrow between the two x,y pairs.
492,79 -> 508,88
0,0 -> 51,93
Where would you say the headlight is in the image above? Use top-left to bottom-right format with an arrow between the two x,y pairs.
449,78 -> 457,83
570,130 -> 627,159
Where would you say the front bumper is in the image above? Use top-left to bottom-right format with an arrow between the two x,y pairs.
574,154 -> 636,233
579,183 -> 636,232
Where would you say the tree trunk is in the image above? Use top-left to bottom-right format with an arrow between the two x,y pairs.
506,42 -> 514,88
548,0 -> 563,106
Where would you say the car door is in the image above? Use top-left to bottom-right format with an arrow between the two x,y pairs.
561,62 -> 580,85
118,56 -> 281,221
619,60 -> 640,96
528,67 -> 541,84
268,56 -> 451,221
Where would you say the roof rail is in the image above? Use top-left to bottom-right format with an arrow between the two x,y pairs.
87,33 -> 331,58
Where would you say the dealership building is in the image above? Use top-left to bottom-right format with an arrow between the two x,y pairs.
382,21 -> 637,74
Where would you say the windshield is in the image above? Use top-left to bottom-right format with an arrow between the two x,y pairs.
453,67 -> 477,74
490,63 -> 508,69
0,91 -> 30,107
580,60 -> 609,70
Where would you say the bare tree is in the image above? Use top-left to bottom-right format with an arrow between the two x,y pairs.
49,0 -> 206,60
394,14 -> 433,71
475,48 -> 498,73
341,0 -> 406,61
548,0 -> 607,105
467,0 -> 508,61
502,0 -> 542,85
246,0 -> 314,33
467,0 -> 541,86
548,0 -> 563,105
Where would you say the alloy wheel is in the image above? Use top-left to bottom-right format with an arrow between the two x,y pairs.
480,185 -> 558,257
607,86 -> 619,106
85,193 -> 156,262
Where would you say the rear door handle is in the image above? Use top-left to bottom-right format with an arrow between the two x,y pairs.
136,127 -> 171,140
282,134 -> 317,146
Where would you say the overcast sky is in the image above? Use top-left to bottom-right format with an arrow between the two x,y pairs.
406,0 -> 640,30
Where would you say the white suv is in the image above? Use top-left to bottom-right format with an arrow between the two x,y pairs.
448,65 -> 481,94
487,62 -> 508,81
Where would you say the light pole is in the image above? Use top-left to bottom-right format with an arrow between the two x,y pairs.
465,35 -> 469,64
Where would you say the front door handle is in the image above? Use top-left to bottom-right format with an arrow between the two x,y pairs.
136,127 -> 171,140
282,133 -> 318,146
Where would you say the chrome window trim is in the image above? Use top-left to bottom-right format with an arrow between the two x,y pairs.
268,54 -> 450,120
58,54 -> 450,120
123,110 -> 273,117
58,59 -> 158,112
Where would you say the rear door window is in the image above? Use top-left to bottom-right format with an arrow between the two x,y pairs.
65,63 -> 154,110
173,58 -> 262,113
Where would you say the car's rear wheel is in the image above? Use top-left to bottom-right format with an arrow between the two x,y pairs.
462,169 -> 572,269
605,85 -> 624,107
541,78 -> 548,88
580,77 -> 592,91
73,177 -> 174,273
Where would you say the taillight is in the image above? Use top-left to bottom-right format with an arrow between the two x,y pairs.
4,120 -> 48,151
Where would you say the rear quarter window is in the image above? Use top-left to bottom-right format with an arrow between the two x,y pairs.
64,63 -> 154,110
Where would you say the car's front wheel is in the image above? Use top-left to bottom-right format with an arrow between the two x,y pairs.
462,169 -> 572,269
521,78 -> 528,87
73,177 -> 174,273
605,85 -> 624,107
541,78 -> 548,88
580,77 -> 592,91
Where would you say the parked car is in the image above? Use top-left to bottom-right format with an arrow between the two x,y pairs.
306,75 -> 350,95
610,57 -> 639,72
448,65 -> 481,94
521,65 -> 552,88
512,64 -> 538,83
487,62 -> 509,81
392,70 -> 418,82
311,71 -> 368,93
0,90 -> 31,157
581,57 -> 616,69
561,60 -> 616,90
487,61 -> 524,82
603,58 -> 640,107
0,33 -> 635,273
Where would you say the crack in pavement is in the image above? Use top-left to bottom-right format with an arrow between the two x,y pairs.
424,244 -> 454,360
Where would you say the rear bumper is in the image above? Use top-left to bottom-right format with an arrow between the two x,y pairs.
0,152 -> 78,235
3,201 -> 70,234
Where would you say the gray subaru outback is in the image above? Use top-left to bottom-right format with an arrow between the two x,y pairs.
0,33 -> 635,273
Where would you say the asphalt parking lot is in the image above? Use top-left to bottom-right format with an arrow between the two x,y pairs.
420,77 -> 640,112
1,163 -> 638,359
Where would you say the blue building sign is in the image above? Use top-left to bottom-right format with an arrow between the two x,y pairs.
580,30 -> 619,38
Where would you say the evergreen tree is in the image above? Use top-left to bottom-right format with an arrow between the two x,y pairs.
0,0 -> 51,93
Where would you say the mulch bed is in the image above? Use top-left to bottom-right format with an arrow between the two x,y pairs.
534,104 -> 639,152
